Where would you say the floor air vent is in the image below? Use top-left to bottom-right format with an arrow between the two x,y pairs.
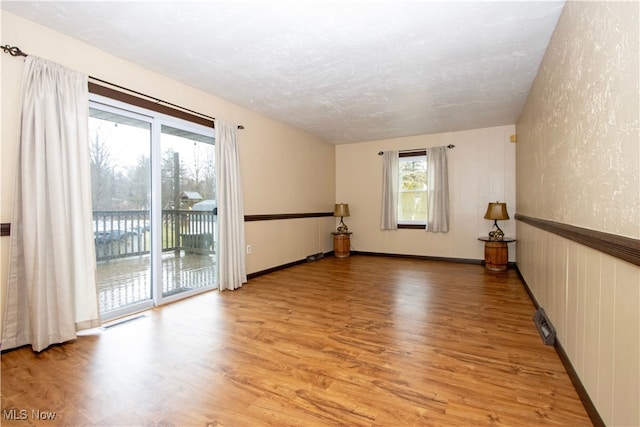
534,308 -> 556,346
306,252 -> 324,262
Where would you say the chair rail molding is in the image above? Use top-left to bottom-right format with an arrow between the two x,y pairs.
515,214 -> 640,266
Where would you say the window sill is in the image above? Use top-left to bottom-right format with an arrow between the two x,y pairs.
398,224 -> 426,230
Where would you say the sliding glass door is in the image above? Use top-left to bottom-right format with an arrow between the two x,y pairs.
90,106 -> 154,318
159,124 -> 216,301
90,96 -> 216,320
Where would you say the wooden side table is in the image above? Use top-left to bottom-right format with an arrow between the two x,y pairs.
332,232 -> 352,258
478,237 -> 515,271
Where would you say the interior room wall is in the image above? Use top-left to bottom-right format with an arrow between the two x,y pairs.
0,11 -> 336,330
335,124 -> 516,261
515,2 -> 639,425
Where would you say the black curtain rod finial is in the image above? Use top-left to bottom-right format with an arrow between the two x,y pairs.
3,44 -> 246,130
1,44 -> 27,57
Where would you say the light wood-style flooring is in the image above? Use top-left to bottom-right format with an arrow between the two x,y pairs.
1,255 -> 591,426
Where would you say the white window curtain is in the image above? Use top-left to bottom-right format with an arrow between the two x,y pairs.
2,56 -> 100,352
425,146 -> 450,233
380,150 -> 399,230
215,120 -> 247,291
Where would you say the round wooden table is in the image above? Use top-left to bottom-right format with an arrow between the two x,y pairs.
332,232 -> 352,258
478,237 -> 515,271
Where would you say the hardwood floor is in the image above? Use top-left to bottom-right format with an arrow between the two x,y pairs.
1,255 -> 591,426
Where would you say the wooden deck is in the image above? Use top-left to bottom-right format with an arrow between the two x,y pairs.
96,252 -> 216,314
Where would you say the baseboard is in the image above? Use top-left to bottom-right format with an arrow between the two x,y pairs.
248,251 -> 513,279
554,339 -> 605,427
247,251 -> 334,279
352,251 -> 485,265
515,265 -> 605,427
514,266 -> 540,308
353,251 -> 518,269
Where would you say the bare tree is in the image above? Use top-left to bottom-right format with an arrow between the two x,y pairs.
89,122 -> 116,210
125,155 -> 150,210
184,142 -> 215,200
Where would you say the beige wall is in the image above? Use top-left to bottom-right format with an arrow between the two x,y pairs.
0,12 -> 336,327
516,2 -> 639,425
336,124 -> 516,261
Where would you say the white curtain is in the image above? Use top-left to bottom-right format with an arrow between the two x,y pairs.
380,150 -> 399,229
2,56 -> 100,352
425,146 -> 450,233
215,120 -> 247,291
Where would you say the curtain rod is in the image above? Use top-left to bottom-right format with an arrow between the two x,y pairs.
378,144 -> 455,155
1,44 -> 245,130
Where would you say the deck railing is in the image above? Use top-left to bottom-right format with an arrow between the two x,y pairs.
93,209 -> 215,261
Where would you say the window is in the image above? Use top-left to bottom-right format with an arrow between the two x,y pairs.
398,152 -> 427,227
381,147 -> 449,232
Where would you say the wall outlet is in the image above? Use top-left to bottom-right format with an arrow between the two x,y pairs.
246,245 -> 252,254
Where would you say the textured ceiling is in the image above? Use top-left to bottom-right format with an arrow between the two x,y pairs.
1,1 -> 565,144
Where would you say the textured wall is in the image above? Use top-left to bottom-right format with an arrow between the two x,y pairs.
517,1 -> 639,238
516,2 -> 640,425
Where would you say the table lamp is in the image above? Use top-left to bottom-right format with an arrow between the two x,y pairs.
484,202 -> 509,241
334,203 -> 350,233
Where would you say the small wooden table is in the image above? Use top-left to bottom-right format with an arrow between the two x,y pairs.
478,237 -> 515,271
332,232 -> 352,258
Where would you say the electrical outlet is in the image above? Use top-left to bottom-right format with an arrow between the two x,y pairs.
246,245 -> 252,254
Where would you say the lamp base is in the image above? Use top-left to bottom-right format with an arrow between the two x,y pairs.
336,217 -> 348,233
488,221 -> 505,241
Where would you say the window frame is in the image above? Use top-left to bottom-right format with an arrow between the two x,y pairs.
397,150 -> 428,229
88,93 -> 217,319
89,82 -> 213,128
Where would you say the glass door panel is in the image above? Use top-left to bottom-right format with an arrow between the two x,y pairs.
89,107 -> 153,319
159,124 -> 216,300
